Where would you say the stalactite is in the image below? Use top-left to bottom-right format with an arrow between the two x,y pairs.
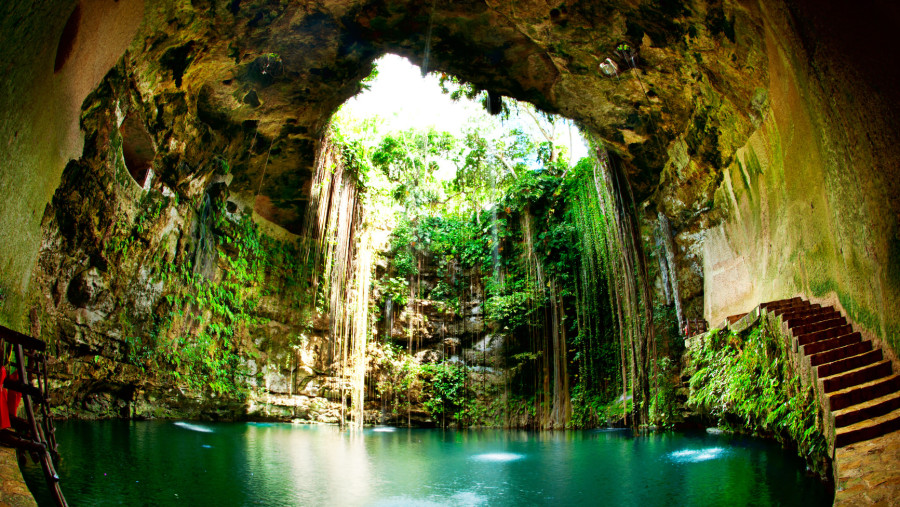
657,212 -> 683,330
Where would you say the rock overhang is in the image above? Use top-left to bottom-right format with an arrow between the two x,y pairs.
120,0 -> 765,232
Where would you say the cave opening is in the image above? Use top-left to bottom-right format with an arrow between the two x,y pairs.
320,52 -> 597,430
119,111 -> 155,188
12,1 -> 900,504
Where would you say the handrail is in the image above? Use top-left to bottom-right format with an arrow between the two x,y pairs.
0,326 -> 46,352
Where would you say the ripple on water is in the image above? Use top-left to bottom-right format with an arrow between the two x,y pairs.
470,452 -> 524,462
668,447 -> 726,463
372,427 -> 397,433
173,422 -> 214,433
449,491 -> 488,505
369,496 -> 444,506
370,492 -> 486,507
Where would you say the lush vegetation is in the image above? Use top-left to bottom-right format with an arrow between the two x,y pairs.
91,61 -> 687,431
351,103 -> 638,428
106,184 -> 314,399
686,323 -> 830,478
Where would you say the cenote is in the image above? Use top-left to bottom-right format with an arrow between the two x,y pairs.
3,1 -> 900,505
23,421 -> 832,506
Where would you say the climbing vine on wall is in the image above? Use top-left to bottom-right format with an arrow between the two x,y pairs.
110,183 -> 314,398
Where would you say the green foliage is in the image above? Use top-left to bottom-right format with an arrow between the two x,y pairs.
387,219 -> 418,278
360,64 -> 379,91
372,139 -> 626,427
330,122 -> 376,186
687,325 -> 829,478
374,343 -> 421,417
105,193 -> 171,262
570,383 -> 607,427
377,276 -> 409,307
371,128 -> 455,211
332,93 -> 627,429
373,341 -> 493,428
649,356 -> 679,428
419,361 -> 471,426
437,73 -> 483,102
484,277 -> 538,331
571,384 -> 632,428
117,188 -> 312,399
214,156 -> 230,174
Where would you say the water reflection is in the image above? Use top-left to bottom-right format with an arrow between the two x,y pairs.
470,452 -> 524,462
23,423 -> 832,506
173,421 -> 214,433
669,447 -> 727,463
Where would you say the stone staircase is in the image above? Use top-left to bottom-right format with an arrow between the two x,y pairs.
745,297 -> 900,450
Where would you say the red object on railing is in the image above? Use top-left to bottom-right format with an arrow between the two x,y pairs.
684,319 -> 708,337
0,367 -> 7,429
0,367 -> 22,430
6,371 -> 21,424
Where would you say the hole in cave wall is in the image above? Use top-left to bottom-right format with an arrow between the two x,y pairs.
120,112 -> 155,187
161,42 -> 196,88
54,3 -> 82,73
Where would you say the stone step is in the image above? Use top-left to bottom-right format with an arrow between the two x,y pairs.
766,298 -> 807,311
780,304 -> 826,320
820,360 -> 893,393
802,332 -> 862,356
834,406 -> 900,448
797,324 -> 853,347
791,316 -> 848,337
809,340 -> 874,367
725,313 -> 747,326
833,391 -> 900,428
817,349 -> 883,379
784,308 -> 839,328
769,300 -> 813,316
760,297 -> 803,310
828,374 -> 900,411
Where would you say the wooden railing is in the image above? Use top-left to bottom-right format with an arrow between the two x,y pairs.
0,324 -> 67,506
684,318 -> 708,337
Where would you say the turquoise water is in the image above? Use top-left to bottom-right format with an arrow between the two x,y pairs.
23,421 -> 832,506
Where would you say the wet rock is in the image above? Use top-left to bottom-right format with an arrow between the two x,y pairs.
242,90 -> 261,108
415,349 -> 441,364
66,267 -> 106,308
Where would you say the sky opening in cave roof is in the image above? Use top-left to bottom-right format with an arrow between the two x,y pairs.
333,53 -> 590,178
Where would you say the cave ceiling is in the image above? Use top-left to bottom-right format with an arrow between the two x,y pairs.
119,0 -> 767,233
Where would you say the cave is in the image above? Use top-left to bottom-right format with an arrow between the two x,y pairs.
119,111 -> 155,187
1,0 -> 899,504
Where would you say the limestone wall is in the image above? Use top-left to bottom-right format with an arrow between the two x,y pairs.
704,1 -> 900,359
0,0 -> 143,329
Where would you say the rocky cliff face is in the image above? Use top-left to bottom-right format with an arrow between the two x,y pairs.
1,0 -> 899,418
375,257 -> 495,366
28,64 -> 359,420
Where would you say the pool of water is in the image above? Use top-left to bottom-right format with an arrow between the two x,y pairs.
23,421 -> 832,506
